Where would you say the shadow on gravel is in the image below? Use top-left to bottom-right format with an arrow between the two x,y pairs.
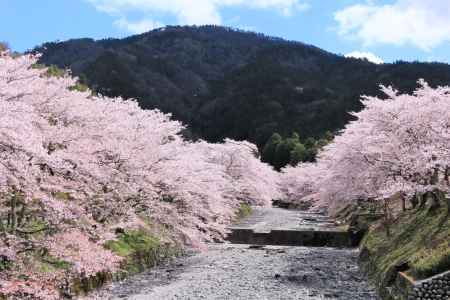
273,247 -> 379,300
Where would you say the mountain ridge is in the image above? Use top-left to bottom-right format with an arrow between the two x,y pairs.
35,25 -> 450,147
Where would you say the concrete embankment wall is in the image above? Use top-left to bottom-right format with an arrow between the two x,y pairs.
227,228 -> 359,248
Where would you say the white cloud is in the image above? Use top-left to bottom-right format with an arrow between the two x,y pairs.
345,51 -> 384,64
87,0 -> 309,31
334,0 -> 450,51
114,18 -> 164,34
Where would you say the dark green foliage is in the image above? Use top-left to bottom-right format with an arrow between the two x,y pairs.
44,65 -> 66,78
274,137 -> 294,170
261,133 -> 282,165
290,143 -> 307,165
34,25 -> 450,152
68,82 -> 89,92
261,132 -> 331,169
31,64 -> 89,92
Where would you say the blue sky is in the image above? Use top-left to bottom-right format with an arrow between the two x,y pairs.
2,0 -> 450,64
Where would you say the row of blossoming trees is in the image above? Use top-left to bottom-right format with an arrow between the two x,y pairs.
281,81 -> 450,217
0,53 -> 281,299
2,50 -> 450,299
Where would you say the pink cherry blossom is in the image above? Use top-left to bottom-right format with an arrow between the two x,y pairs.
0,52 -> 280,298
280,81 -> 450,213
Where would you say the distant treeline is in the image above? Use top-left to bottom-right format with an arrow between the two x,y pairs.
261,132 -> 333,170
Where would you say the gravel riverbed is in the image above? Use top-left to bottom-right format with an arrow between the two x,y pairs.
90,208 -> 379,300
95,243 -> 378,300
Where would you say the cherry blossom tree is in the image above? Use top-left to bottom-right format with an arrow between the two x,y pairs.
0,52 -> 280,299
279,163 -> 325,206
207,139 -> 281,206
282,81 -> 450,216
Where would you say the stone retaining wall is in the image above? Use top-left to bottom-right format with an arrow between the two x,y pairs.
407,270 -> 450,300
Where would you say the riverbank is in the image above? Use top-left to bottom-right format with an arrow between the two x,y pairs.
359,204 -> 450,299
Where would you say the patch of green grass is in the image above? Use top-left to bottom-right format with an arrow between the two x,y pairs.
52,191 -> 73,201
361,205 -> 450,288
409,242 -> 450,279
44,65 -> 66,78
105,230 -> 176,274
236,203 -> 252,219
31,63 -> 46,70
105,230 -> 160,257
32,63 -> 90,93
19,218 -> 48,237
31,63 -> 66,77
69,83 -> 89,92
36,253 -> 72,273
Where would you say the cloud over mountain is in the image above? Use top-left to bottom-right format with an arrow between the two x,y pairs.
87,0 -> 309,33
335,0 -> 450,51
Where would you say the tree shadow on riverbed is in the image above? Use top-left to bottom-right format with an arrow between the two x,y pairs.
275,248 -> 379,300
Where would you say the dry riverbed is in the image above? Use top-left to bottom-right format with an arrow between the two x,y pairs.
88,208 -> 378,299
92,243 -> 378,300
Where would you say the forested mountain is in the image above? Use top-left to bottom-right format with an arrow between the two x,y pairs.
36,25 -> 450,148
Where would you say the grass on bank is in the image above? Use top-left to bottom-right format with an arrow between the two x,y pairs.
361,204 -> 450,288
104,229 -> 180,274
71,224 -> 181,296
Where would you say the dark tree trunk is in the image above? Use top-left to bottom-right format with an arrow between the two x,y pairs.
419,193 -> 427,208
410,193 -> 419,209
428,190 -> 441,210
446,196 -> 450,213
445,166 -> 450,213
383,199 -> 391,237
10,193 -> 17,233
401,193 -> 406,211
17,203 -> 25,227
